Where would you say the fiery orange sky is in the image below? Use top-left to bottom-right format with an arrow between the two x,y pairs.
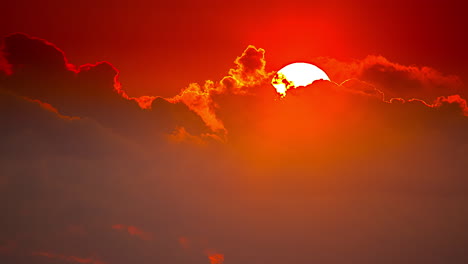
1,0 -> 466,96
1,1 -> 468,264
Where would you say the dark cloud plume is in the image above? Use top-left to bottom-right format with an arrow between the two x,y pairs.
1,34 -> 468,264
358,56 -> 462,101
0,33 -> 210,142
314,55 -> 463,102
3,33 -> 71,72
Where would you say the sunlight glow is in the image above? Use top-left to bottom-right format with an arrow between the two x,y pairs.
271,62 -> 330,96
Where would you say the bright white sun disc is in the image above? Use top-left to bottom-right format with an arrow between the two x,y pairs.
271,62 -> 330,96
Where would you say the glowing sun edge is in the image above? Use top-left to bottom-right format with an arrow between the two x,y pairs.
271,63 -> 330,97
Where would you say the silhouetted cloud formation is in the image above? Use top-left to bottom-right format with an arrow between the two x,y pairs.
315,55 -> 463,101
1,33 -> 467,264
1,33 -> 210,141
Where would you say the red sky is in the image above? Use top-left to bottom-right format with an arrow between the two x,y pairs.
1,1 -> 468,264
1,0 -> 466,97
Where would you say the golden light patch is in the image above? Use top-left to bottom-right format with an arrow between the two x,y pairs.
272,62 -> 330,96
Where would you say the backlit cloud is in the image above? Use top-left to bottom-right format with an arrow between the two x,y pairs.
315,55 -> 463,101
0,33 -> 467,264
169,45 -> 271,134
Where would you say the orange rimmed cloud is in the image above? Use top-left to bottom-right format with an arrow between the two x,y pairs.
2,32 -> 465,142
168,126 -> 224,145
225,45 -> 271,94
1,33 -> 154,110
390,95 -> 468,117
315,55 -> 463,102
1,33 -> 213,142
169,80 -> 226,132
358,55 -> 462,100
433,94 -> 468,116
24,97 -> 80,121
218,72 -> 468,170
169,45 -> 272,134
1,32 -> 468,264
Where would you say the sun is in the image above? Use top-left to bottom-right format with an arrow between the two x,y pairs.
271,62 -> 330,96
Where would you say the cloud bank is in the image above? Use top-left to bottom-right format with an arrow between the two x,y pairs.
1,33 -> 467,264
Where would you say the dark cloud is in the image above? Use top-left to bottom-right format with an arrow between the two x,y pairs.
0,90 -> 135,159
1,33 -> 468,264
3,33 -> 71,72
314,55 -> 463,102
0,33 -> 210,143
0,88 -> 235,264
358,55 -> 462,101
0,50 -> 11,76
227,45 -> 270,93
169,45 -> 271,134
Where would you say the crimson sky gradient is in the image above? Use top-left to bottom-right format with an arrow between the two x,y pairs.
1,0 -> 466,97
1,1 -> 467,264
